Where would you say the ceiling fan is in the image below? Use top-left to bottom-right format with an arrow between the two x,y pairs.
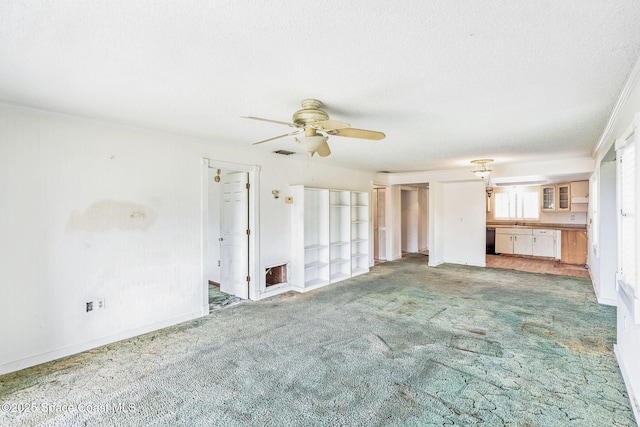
242,99 -> 385,157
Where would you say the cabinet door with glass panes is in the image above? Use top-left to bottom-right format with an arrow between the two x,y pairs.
557,184 -> 571,211
541,185 -> 556,211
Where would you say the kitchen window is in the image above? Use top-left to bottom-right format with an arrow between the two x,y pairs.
494,187 -> 540,220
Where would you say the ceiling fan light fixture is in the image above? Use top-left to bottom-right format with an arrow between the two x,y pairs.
295,135 -> 328,157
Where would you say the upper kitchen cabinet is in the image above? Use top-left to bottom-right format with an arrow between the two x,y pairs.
570,181 -> 589,212
557,184 -> 571,211
541,185 -> 556,211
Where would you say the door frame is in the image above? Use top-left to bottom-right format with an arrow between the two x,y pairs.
201,159 -> 261,313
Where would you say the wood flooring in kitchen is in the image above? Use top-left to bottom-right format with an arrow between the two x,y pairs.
486,254 -> 590,279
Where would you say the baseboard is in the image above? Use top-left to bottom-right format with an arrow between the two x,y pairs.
258,283 -> 294,300
597,295 -> 617,306
615,344 -> 640,424
0,310 -> 204,376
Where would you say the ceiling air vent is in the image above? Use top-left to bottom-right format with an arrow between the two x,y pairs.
273,150 -> 295,155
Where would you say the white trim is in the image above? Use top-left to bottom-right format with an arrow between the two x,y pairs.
592,52 -> 640,157
0,310 -> 203,376
615,344 -> 640,424
200,159 -> 211,314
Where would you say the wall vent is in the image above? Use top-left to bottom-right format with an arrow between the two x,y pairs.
266,263 -> 288,287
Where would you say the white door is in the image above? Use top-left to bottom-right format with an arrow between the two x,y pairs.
220,172 -> 249,299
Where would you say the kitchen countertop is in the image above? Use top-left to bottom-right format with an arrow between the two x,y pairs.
486,222 -> 587,231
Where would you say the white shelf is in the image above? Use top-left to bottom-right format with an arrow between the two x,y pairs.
305,244 -> 328,251
305,261 -> 328,270
305,278 -> 330,288
331,257 -> 350,264
330,241 -> 350,247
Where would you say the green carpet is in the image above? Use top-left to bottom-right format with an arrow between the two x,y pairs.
1,254 -> 635,426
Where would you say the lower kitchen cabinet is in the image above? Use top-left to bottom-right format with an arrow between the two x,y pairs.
495,228 -> 533,256
495,232 -> 514,254
532,229 -> 556,257
561,230 -> 587,265
495,227 -> 558,258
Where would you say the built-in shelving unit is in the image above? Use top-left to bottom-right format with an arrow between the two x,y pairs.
330,190 -> 351,283
351,191 -> 370,277
291,186 -> 370,291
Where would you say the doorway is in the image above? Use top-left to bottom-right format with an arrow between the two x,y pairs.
202,159 -> 260,311
400,185 -> 429,256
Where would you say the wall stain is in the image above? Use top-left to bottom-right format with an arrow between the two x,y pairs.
67,200 -> 157,232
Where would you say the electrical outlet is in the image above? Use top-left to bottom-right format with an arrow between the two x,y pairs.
96,298 -> 105,310
86,301 -> 93,312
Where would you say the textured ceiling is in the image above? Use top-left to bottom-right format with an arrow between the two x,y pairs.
2,1 -> 640,173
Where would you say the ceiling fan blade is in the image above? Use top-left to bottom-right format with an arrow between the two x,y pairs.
316,140 -> 331,157
330,127 -> 385,140
241,116 -> 296,127
311,120 -> 350,131
252,129 -> 303,145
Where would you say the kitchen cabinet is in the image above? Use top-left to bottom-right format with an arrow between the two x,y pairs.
513,234 -> 533,255
541,185 -> 556,211
570,181 -> 589,212
532,229 -> 556,257
291,185 -> 370,291
495,232 -> 514,254
557,184 -> 571,211
495,227 -> 559,258
495,228 -> 533,256
561,230 -> 587,265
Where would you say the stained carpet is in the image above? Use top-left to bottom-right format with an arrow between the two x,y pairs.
0,254 -> 635,426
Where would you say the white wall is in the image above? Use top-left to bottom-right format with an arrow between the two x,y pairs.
418,188 -> 429,251
0,103 -> 374,375
590,53 -> 640,422
592,160 -> 617,305
428,182 -> 445,266
388,185 -> 403,260
442,181 -> 486,267
401,189 -> 418,252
